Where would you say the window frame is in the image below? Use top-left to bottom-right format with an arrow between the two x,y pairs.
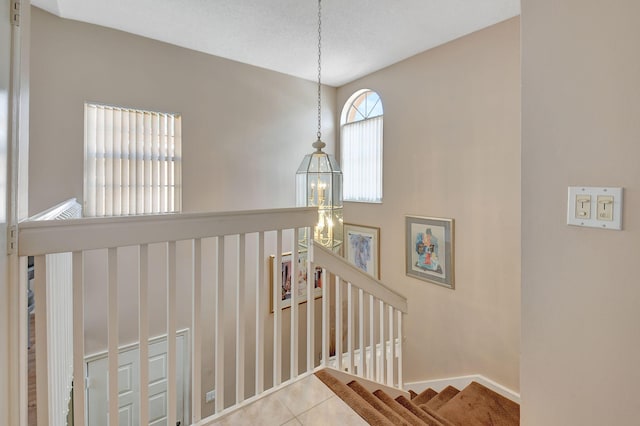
340,89 -> 384,203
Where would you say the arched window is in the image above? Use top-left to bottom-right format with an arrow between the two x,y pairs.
340,89 -> 383,203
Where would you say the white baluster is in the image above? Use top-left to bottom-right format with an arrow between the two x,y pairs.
72,252 -> 85,426
378,299 -> 385,383
34,255 -> 49,426
236,234 -> 245,403
321,268 -> 329,367
167,241 -> 177,426
139,245 -> 149,426
369,294 -> 376,381
387,304 -> 395,386
290,232 -> 298,380
397,310 -> 404,389
347,282 -> 354,374
335,276 -> 342,371
358,288 -> 365,378
306,235 -> 315,371
215,237 -> 225,413
255,232 -> 265,394
273,231 -> 282,386
107,248 -> 118,425
192,239 -> 202,422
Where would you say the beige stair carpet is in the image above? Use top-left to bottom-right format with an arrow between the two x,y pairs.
315,369 -> 519,426
395,395 -> 447,426
436,381 -> 520,426
314,370 -> 395,426
412,387 -> 438,406
347,380 -> 412,426
424,385 -> 460,411
373,389 -> 428,426
420,404 -> 456,426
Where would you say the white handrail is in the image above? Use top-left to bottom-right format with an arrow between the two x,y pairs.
311,243 -> 408,313
18,207 -> 317,255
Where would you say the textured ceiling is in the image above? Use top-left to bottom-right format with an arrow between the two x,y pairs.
32,0 -> 520,87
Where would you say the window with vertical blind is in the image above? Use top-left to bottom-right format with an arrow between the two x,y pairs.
340,89 -> 383,203
84,103 -> 182,217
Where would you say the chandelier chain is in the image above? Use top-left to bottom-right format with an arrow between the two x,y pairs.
317,0 -> 322,141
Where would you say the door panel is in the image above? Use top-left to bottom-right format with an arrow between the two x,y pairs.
87,334 -> 185,426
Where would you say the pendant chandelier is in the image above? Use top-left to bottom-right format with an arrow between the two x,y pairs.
296,0 -> 343,252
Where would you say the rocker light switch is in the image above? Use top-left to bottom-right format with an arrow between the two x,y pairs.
597,195 -> 614,221
575,195 -> 591,219
567,187 -> 623,230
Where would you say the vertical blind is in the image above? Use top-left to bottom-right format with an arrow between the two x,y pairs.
84,103 -> 182,217
341,115 -> 383,202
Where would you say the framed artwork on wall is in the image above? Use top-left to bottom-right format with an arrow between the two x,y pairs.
269,251 -> 323,312
405,216 -> 455,289
344,223 -> 380,279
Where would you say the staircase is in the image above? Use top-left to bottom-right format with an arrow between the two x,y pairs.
315,369 -> 519,426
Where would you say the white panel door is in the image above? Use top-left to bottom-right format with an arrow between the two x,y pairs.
87,334 -> 185,426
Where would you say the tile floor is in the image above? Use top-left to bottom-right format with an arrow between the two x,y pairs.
207,374 -> 367,426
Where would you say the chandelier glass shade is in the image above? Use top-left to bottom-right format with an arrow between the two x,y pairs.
296,148 -> 343,251
296,0 -> 343,252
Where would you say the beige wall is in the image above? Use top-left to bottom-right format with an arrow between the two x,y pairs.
521,0 -> 640,424
29,7 -> 335,415
29,7 -> 336,346
337,18 -> 521,391
29,7 -> 336,216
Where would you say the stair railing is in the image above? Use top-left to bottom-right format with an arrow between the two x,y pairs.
311,243 -> 408,389
18,207 -> 407,425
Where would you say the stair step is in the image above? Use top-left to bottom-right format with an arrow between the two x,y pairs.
347,380 -> 411,426
412,387 -> 438,406
314,370 -> 395,425
437,381 -> 519,426
419,404 -> 456,426
373,389 -> 427,426
395,395 -> 447,426
315,369 -> 520,426
424,385 -> 460,411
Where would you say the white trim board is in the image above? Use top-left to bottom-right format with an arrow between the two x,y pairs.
84,328 -> 190,363
404,374 -> 520,404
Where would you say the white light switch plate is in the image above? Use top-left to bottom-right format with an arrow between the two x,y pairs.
567,187 -> 623,230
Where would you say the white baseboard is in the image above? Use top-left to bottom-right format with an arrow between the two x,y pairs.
404,374 -> 520,404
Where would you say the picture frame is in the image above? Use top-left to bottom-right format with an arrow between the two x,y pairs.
344,223 -> 380,279
269,251 -> 323,312
405,216 -> 454,289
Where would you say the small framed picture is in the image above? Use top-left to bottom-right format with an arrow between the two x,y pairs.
269,251 -> 323,312
405,216 -> 454,289
344,223 -> 380,279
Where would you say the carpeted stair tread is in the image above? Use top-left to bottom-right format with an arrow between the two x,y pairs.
347,380 -> 412,426
412,388 -> 438,406
373,389 -> 428,426
409,389 -> 419,399
395,395 -> 446,426
436,381 -> 520,426
424,385 -> 460,411
420,404 -> 457,426
314,370 -> 395,426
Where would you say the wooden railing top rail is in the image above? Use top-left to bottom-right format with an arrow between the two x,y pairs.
312,243 -> 408,314
18,207 -> 317,256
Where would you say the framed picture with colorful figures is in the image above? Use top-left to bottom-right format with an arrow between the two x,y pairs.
405,216 -> 454,289
269,251 -> 323,312
344,223 -> 380,279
